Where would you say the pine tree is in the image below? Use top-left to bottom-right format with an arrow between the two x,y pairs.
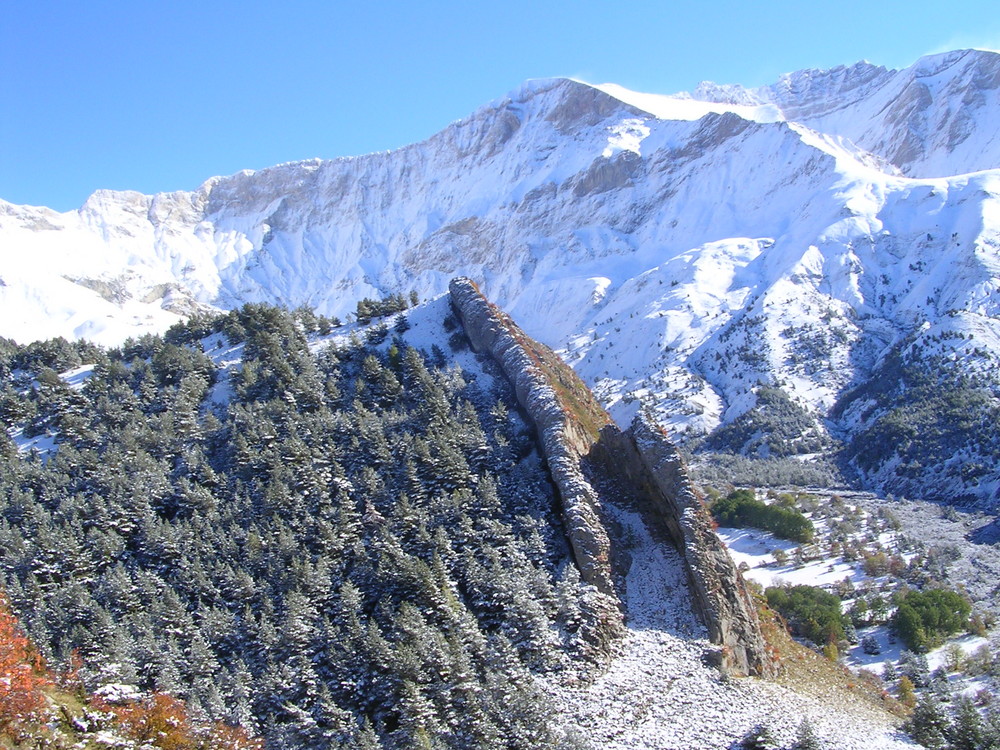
898,675 -> 917,707
792,717 -> 821,750
740,723 -> 778,750
948,697 -> 987,750
0,311 -> 598,749
907,694 -> 949,749
882,659 -> 898,683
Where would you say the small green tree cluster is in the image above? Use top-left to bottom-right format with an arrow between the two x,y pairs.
355,292 -> 416,324
835,343 -> 1000,503
893,588 -> 972,652
906,693 -> 1000,750
765,584 -> 849,647
704,385 -> 831,458
711,489 -> 815,543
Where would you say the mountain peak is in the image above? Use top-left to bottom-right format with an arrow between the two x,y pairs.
910,46 -> 1000,76
677,49 -> 1000,176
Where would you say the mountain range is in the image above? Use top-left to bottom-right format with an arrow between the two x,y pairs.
3,47 -> 1000,505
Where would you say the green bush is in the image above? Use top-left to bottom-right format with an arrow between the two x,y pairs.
892,588 -> 971,652
711,489 -> 814,543
766,584 -> 848,646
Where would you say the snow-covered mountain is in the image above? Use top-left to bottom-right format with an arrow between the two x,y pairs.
679,48 -> 1000,178
3,49 -> 1000,505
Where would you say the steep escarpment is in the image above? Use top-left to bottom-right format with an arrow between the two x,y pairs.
594,415 -> 775,677
448,278 -> 618,590
449,277 -> 772,677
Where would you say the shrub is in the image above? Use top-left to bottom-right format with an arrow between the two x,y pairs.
97,693 -> 262,750
0,593 -> 53,741
822,642 -> 839,661
766,584 -> 849,646
711,489 -> 815,543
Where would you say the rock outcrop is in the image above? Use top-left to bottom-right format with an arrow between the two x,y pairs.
448,277 -> 617,593
594,415 -> 776,677
449,277 -> 774,677
449,277 -> 625,655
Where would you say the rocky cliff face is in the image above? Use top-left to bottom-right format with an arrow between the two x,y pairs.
688,48 -> 1000,177
448,278 -> 617,590
594,415 -> 775,677
449,277 -> 773,677
448,277 -> 625,655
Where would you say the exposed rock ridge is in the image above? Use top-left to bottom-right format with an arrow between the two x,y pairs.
597,412 -> 775,677
449,277 -> 773,678
448,277 -> 617,590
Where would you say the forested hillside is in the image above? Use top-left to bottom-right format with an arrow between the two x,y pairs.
0,298 -> 601,749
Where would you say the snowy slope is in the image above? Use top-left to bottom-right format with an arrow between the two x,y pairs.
545,501 -> 915,748
4,50 -> 1000,503
678,48 -> 1000,178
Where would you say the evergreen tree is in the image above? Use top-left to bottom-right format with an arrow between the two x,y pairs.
792,717 -> 821,750
907,694 -> 950,749
740,723 -> 779,750
948,697 -> 987,750
0,309 -> 593,749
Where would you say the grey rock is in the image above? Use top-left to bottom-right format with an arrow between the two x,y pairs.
449,277 -> 774,677
449,277 -> 618,596
598,412 -> 775,677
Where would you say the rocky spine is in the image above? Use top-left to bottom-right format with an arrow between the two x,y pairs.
448,277 -> 626,655
600,414 -> 776,677
448,278 -> 617,592
449,276 -> 774,677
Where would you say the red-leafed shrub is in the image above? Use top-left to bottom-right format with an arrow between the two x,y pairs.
94,692 -> 263,750
0,592 -> 54,740
0,589 -> 260,749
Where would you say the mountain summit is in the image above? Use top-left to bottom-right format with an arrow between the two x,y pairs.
679,48 -> 1000,177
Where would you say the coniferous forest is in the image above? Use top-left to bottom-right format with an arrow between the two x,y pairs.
0,301 -> 596,749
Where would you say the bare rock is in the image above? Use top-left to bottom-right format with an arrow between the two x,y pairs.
603,412 -> 776,677
448,277 -> 619,600
449,277 -> 774,677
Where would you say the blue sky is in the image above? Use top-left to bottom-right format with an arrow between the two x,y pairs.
3,0 -> 999,211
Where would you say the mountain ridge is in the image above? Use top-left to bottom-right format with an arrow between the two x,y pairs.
4,50 -> 1000,505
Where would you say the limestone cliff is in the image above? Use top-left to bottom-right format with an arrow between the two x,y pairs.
448,277 -> 774,677
448,279 -> 616,590
595,415 -> 776,677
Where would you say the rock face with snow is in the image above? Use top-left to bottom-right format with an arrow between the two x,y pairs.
593,413 -> 774,677
683,48 -> 1000,178
4,49 -> 1000,505
450,277 -> 772,677
448,276 -> 625,654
